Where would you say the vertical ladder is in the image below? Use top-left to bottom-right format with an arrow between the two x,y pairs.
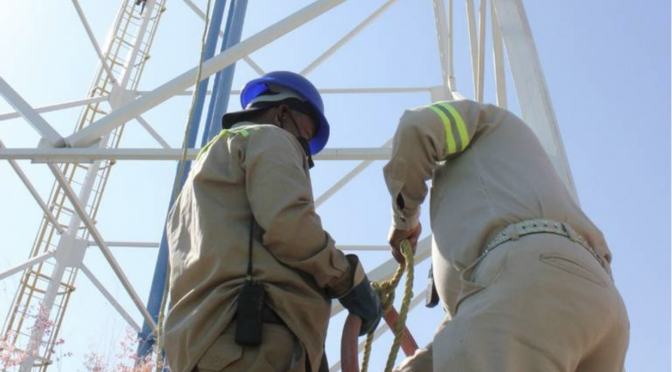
1,1 -> 167,370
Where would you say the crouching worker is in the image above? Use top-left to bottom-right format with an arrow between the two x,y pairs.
164,71 -> 383,372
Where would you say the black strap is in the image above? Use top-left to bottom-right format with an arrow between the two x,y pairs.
247,220 -> 254,279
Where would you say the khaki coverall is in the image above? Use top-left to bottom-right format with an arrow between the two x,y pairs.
383,100 -> 629,372
165,122 -> 364,372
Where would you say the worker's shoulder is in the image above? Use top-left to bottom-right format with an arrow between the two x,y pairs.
407,98 -> 484,114
225,123 -> 290,141
401,99 -> 509,126
400,99 -> 473,124
227,122 -> 301,151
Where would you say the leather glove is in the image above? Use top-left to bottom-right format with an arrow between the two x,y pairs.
339,276 -> 383,336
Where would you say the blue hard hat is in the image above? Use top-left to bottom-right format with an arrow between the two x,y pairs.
241,71 -> 329,155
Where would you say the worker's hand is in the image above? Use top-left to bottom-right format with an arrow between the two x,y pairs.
388,223 -> 422,264
338,277 -> 383,336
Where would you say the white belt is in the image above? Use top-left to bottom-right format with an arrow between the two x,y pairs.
482,219 -> 606,269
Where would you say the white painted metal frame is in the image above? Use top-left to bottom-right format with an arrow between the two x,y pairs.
491,0 -> 577,198
0,0 -> 578,370
0,78 -> 65,147
70,0 -> 120,88
300,0 -> 400,76
0,141 -> 64,234
181,0 -> 267,76
0,147 -> 392,162
0,251 -> 56,281
0,96 -> 108,121
433,0 -> 456,91
63,0 -> 350,148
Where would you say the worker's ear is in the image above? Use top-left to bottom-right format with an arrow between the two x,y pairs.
273,105 -> 291,126
271,105 -> 285,128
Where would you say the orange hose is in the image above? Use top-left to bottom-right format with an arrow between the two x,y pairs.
341,308 -> 419,372
342,314 -> 362,372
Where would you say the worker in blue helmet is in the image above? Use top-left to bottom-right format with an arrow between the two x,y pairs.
164,71 -> 382,372
221,70 -> 331,168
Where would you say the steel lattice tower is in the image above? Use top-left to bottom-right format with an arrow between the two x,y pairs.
0,0 -> 574,370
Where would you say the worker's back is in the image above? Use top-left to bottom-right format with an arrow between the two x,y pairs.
432,102 -> 609,266
388,100 -> 628,372
389,100 -> 611,314
164,122 -> 337,372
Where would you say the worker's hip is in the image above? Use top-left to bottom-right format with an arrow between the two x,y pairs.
433,229 -> 629,372
193,320 -> 306,372
454,222 -> 616,313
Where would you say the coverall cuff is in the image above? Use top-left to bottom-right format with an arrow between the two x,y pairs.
325,254 -> 366,299
392,209 -> 420,231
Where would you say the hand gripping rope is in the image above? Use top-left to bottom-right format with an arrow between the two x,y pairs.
342,240 -> 418,372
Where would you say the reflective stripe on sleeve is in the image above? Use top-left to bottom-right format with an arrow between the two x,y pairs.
438,102 -> 469,151
428,106 -> 457,154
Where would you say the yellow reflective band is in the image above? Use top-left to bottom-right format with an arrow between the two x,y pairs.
197,129 -> 228,161
429,106 -> 457,154
438,102 -> 469,151
229,125 -> 261,137
196,125 -> 263,161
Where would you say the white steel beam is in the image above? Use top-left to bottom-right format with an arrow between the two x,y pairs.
0,251 -> 56,281
136,116 -> 172,149
64,0 -> 351,148
117,0 -> 156,90
316,160 -> 372,208
476,0 -> 487,102
300,0 -> 400,76
465,0 -> 479,96
0,141 -> 64,234
70,0 -> 119,87
433,0 -> 456,91
491,1 -> 507,109
46,163 -> 158,334
87,241 -> 160,248
181,0 -> 267,76
491,0 -> 577,199
316,139 -> 392,207
80,264 -> 142,332
318,87 -> 430,94
0,78 -> 65,147
163,87 -> 431,96
0,96 -> 108,122
0,147 -> 391,162
243,56 -> 266,76
20,157 -> 107,370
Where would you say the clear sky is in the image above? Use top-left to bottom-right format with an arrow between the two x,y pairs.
0,0 -> 669,371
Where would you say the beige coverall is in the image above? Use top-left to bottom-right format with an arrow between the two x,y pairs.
383,100 -> 629,372
164,122 -> 364,372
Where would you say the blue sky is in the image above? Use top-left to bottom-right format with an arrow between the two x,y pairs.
0,0 -> 669,371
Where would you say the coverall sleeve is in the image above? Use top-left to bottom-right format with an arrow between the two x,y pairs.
383,100 -> 481,230
243,127 -> 364,297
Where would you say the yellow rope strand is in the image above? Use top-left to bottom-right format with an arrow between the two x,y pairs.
361,240 -> 415,372
153,0 -> 212,370
386,240 -> 414,372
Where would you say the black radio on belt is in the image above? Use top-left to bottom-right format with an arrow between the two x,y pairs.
235,279 -> 266,346
235,220 -> 267,346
